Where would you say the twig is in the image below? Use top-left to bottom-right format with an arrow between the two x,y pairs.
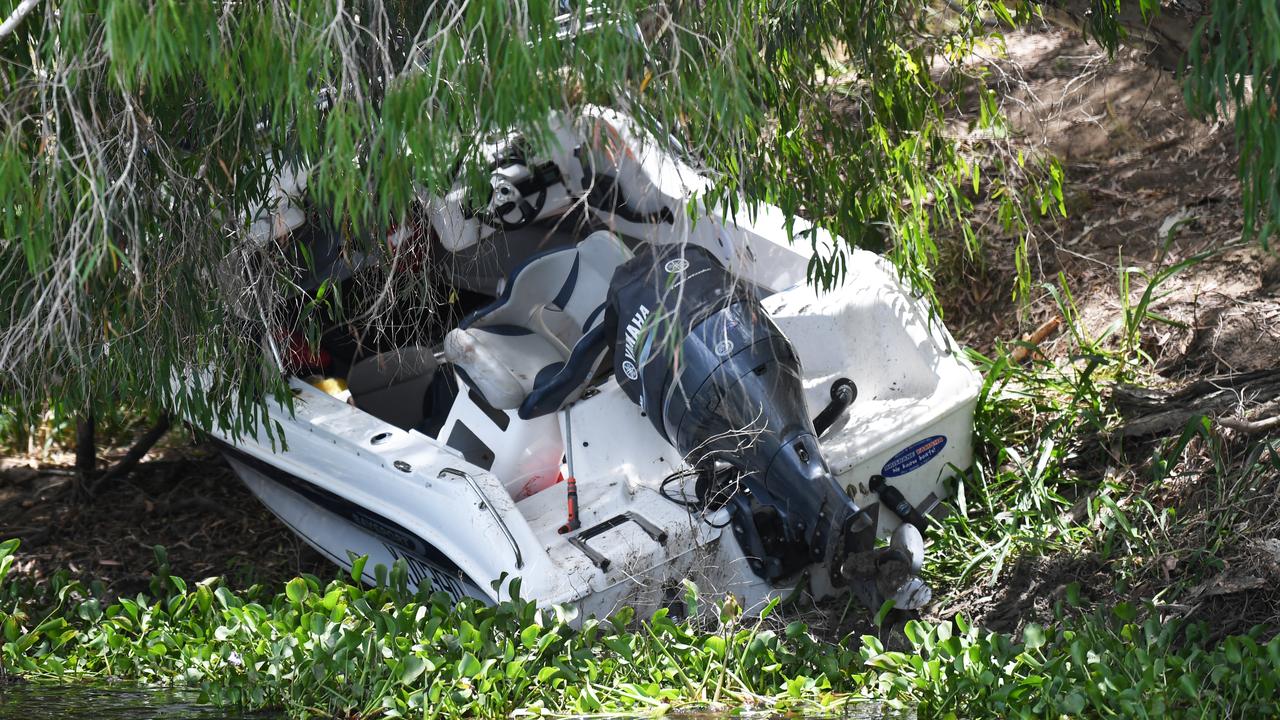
1217,414 -> 1280,435
1010,316 -> 1062,363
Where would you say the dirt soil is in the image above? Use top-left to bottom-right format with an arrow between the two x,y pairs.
2,25 -> 1278,637
0,445 -> 328,596
943,27 -> 1280,371
929,25 -> 1280,639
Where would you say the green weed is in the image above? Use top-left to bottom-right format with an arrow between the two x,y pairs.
4,539 -> 1280,719
928,252 -> 1212,595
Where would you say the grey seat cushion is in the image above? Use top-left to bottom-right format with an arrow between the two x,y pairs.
443,231 -> 633,415
443,325 -> 565,409
347,347 -> 438,430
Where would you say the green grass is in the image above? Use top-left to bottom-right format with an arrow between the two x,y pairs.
927,250 -> 1253,599
0,398 -> 161,460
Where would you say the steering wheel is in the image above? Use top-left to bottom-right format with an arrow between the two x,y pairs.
484,175 -> 548,231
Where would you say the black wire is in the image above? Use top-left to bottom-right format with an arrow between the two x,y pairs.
659,465 -> 739,529
658,468 -> 702,508
703,511 -> 734,530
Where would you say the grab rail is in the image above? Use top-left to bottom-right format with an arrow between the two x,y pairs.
438,467 -> 525,569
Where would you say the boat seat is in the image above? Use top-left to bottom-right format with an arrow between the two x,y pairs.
347,347 -> 438,430
444,231 -> 633,419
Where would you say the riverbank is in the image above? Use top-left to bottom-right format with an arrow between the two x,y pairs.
3,21 -> 1280,719
0,445 -> 327,597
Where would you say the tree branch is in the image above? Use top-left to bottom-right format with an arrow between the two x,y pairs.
0,0 -> 41,42
90,413 -> 172,493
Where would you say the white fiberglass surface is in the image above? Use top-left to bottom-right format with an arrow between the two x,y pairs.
764,250 -> 977,461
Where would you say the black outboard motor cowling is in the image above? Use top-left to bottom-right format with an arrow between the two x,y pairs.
606,245 -> 872,584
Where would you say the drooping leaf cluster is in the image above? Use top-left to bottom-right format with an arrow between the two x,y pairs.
1,0 -> 1005,433
1186,0 -> 1280,243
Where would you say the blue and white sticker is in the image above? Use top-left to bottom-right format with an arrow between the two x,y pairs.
881,435 -> 947,478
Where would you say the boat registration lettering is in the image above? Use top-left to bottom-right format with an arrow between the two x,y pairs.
881,435 -> 947,478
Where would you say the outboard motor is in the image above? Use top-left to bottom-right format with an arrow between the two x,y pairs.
605,244 -> 918,605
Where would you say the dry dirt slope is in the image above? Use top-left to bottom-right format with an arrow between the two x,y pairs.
944,26 -> 1278,367
929,26 -> 1280,638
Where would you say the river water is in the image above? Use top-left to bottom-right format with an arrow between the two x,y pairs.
0,684 -> 274,720
0,683 -> 915,719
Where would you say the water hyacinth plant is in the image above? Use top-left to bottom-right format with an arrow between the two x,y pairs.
2,539 -> 1279,719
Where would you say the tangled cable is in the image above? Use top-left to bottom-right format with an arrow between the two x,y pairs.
659,464 -> 740,529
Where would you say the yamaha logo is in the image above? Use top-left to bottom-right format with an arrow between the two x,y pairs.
622,304 -> 650,377
714,340 -> 734,357
664,258 -> 690,273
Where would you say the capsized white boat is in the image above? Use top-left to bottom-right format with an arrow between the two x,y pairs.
205,107 -> 981,619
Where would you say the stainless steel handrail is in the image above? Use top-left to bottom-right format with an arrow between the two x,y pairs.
438,467 -> 524,569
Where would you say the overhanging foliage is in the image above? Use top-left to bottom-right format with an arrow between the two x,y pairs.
1,0 -> 1007,435
0,0 -> 1274,436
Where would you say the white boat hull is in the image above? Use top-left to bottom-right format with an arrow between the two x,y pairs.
212,228 -> 980,618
